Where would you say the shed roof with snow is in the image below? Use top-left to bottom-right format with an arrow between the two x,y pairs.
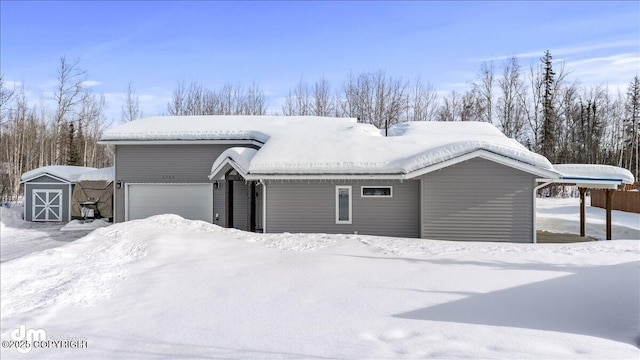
21,165 -> 98,184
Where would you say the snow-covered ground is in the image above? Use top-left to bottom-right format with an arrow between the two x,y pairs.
1,198 -> 638,359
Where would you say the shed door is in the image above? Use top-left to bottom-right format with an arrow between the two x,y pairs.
32,189 -> 63,221
127,184 -> 213,222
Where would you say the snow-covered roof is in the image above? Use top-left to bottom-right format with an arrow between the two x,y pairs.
21,166 -> 98,183
554,164 -> 635,184
77,167 -> 115,182
209,148 -> 258,180
102,116 -> 558,178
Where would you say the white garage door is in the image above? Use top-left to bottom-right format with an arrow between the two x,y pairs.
126,183 -> 213,222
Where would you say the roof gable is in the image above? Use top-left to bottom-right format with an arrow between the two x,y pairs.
21,166 -> 98,183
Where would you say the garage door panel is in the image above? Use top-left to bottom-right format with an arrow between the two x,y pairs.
127,184 -> 213,222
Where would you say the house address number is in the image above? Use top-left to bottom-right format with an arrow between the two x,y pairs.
162,175 -> 175,180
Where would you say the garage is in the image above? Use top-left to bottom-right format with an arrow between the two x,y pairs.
125,183 -> 213,222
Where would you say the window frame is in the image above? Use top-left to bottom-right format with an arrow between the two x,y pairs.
335,185 -> 352,224
360,186 -> 393,198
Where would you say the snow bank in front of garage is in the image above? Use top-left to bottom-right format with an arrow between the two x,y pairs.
1,204 -> 638,359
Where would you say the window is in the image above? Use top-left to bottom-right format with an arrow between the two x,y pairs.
335,186 -> 352,224
361,186 -> 392,197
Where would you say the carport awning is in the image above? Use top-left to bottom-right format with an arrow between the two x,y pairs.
553,164 -> 635,189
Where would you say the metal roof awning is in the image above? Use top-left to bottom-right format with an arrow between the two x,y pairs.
541,164 -> 636,241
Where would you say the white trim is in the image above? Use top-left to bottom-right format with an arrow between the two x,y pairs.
99,139 -> 264,146
68,183 -> 72,221
405,150 -> 561,180
261,180 -> 267,233
20,173 -> 73,184
23,182 -> 70,186
550,178 -> 621,189
361,186 -> 393,197
419,178 -> 423,239
124,182 -> 129,221
242,150 -> 561,181
113,151 -> 118,223
124,182 -> 213,221
245,173 -> 404,181
209,158 -> 249,180
533,179 -> 554,244
335,186 -> 352,224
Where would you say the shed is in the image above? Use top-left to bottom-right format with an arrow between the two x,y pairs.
21,166 -> 97,222
71,167 -> 114,220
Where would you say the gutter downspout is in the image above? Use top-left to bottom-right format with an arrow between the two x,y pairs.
533,179 -> 554,244
259,179 -> 266,233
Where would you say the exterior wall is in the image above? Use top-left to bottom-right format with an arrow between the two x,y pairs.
265,180 -> 420,238
27,175 -> 65,183
24,182 -> 71,222
420,157 -> 537,243
114,144 -> 258,223
213,181 -> 226,226
233,181 -> 249,231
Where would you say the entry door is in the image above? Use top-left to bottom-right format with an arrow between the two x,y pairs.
32,189 -> 63,221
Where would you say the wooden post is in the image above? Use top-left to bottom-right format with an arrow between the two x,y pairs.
579,187 -> 586,237
605,189 -> 612,240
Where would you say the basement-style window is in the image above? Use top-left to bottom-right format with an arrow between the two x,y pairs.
361,186 -> 392,197
335,186 -> 352,224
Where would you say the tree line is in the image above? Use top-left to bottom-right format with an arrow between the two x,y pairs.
1,52 -> 638,200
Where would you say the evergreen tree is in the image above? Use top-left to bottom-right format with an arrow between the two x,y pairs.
67,121 -> 80,166
540,50 -> 557,162
624,75 -> 640,179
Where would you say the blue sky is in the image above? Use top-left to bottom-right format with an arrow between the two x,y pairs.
1,1 -> 638,120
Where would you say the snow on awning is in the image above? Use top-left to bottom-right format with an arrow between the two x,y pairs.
209,147 -> 258,180
553,164 -> 635,189
21,166 -> 98,183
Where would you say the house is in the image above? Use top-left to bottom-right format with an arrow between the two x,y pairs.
99,116 -> 634,243
21,166 -> 97,222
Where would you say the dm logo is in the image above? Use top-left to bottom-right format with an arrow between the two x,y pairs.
10,325 -> 46,354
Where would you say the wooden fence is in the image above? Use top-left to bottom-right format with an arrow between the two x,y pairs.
591,189 -> 640,214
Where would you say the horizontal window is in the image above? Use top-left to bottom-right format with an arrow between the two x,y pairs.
361,186 -> 392,197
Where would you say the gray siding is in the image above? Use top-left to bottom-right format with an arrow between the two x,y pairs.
28,175 -> 67,183
114,144 -> 258,223
24,183 -> 70,222
266,180 -> 420,238
421,157 -> 536,243
213,181 -> 226,227
233,181 -> 249,231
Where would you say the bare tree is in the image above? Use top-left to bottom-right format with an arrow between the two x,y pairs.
52,57 -> 87,163
341,71 -> 407,132
407,78 -> 438,122
472,61 -> 495,123
437,91 -> 461,122
497,56 -> 527,141
312,76 -> 335,116
121,82 -> 141,122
